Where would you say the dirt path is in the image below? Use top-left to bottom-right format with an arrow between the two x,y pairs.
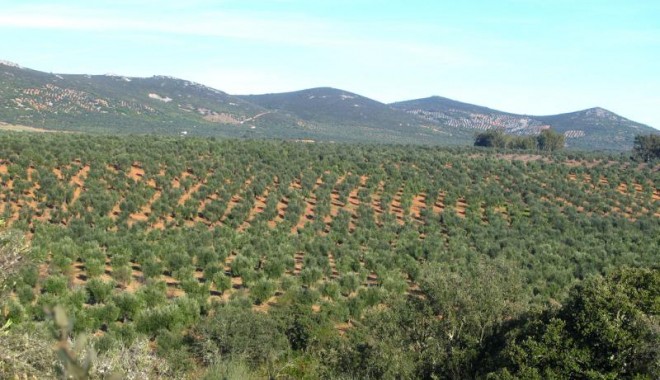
218,177 -> 253,226
327,252 -> 339,279
324,174 -> 347,232
433,191 -> 445,214
68,164 -> 90,209
389,186 -> 405,225
291,176 -> 323,234
177,182 -> 203,206
455,197 -> 467,218
293,252 -> 305,276
410,193 -> 427,221
128,164 -> 145,181
129,190 -> 162,225
269,177 -> 298,228
370,181 -> 385,226
239,187 -> 270,231
240,111 -> 273,124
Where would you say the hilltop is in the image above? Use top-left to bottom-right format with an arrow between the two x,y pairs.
1,61 -> 656,150
392,96 -> 657,150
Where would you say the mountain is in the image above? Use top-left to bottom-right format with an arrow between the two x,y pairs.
0,63 -> 470,145
238,88 -> 474,144
391,97 -> 657,150
240,87 -> 419,128
0,62 -> 307,139
1,61 -> 655,150
535,108 -> 655,150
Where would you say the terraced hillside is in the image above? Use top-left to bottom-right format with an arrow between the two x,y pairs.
0,133 -> 658,378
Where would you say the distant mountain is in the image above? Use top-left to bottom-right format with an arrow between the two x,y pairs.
240,87 -> 415,128
535,108 -> 655,150
0,63 -> 469,145
1,61 -> 655,150
0,62 -> 305,139
238,88 -> 473,144
392,97 -> 657,150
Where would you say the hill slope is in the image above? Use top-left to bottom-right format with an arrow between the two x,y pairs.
1,61 -> 655,150
0,62 -> 306,138
239,88 -> 473,144
535,107 -> 655,150
392,96 -> 657,150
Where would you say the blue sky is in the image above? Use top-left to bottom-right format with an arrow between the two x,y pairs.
1,0 -> 659,128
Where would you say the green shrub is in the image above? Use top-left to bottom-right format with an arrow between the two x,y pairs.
16,283 -> 35,304
142,258 -> 164,279
112,265 -> 133,285
42,274 -> 69,296
86,278 -> 116,304
250,278 -> 275,305
19,265 -> 39,287
213,272 -> 232,294
137,279 -> 167,308
85,258 -> 105,278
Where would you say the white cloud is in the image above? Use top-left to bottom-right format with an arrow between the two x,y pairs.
0,3 -> 474,67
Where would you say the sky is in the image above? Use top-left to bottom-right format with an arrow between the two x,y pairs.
1,0 -> 659,128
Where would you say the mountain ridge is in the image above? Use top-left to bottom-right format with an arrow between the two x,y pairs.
1,61 -> 656,150
391,96 -> 656,150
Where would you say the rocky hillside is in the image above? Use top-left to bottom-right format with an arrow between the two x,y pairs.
392,97 -> 657,150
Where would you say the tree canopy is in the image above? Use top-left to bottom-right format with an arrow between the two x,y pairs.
632,134 -> 660,162
474,128 -> 565,151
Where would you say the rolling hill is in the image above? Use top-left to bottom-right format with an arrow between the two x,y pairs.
238,88 -> 474,144
391,96 -> 657,150
0,61 -> 307,139
1,60 -> 656,150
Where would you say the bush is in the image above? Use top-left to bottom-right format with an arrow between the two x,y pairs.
112,292 -> 144,320
142,258 -> 164,279
112,265 -> 133,286
86,278 -> 116,304
16,283 -> 35,304
250,278 -> 275,305
19,265 -> 39,287
85,258 -> 105,278
213,272 -> 232,294
137,279 -> 167,308
42,275 -> 69,296
191,306 -> 290,368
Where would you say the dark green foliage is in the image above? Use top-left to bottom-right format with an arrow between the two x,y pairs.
16,283 -> 35,304
474,128 -> 565,151
537,129 -> 566,152
112,292 -> 145,320
474,129 -> 509,148
488,267 -> 659,379
86,278 -> 115,304
19,265 -> 39,287
42,275 -> 69,296
212,272 -> 232,294
250,278 -> 275,305
632,134 -> 660,162
189,306 -> 289,368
